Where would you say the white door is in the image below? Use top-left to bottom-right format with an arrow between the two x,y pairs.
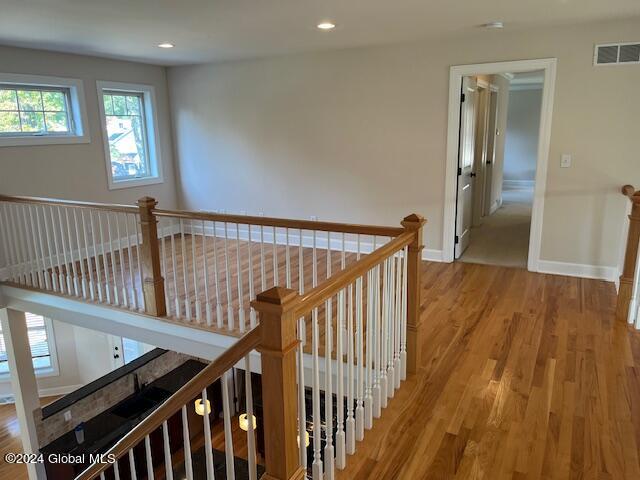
455,77 -> 477,258
108,335 -> 125,369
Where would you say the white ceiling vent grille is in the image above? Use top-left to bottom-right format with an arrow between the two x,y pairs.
594,42 -> 640,65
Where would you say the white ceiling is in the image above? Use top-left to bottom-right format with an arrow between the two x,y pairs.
1,0 -> 639,66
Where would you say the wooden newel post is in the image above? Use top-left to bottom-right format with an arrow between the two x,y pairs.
617,185 -> 640,322
137,197 -> 166,317
401,213 -> 427,375
252,287 -> 306,480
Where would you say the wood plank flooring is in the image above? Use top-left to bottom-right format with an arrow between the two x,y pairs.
3,262 -> 639,479
335,261 -> 640,479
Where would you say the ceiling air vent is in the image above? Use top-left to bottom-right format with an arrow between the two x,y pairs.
594,42 -> 640,65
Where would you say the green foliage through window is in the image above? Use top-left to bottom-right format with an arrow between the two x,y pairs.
0,85 -> 71,135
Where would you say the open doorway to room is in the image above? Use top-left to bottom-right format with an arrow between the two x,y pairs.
444,59 -> 556,271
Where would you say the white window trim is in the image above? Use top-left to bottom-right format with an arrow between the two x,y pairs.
97,80 -> 164,190
0,317 -> 60,382
0,72 -> 90,147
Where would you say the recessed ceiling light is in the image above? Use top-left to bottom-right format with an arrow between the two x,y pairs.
483,21 -> 504,29
317,22 -> 336,30
157,42 -> 175,49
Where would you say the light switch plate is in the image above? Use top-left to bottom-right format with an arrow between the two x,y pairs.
561,154 -> 572,168
63,410 -> 72,421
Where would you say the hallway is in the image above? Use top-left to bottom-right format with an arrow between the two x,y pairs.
459,188 -> 533,268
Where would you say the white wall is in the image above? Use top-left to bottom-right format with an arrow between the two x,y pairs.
0,45 -> 177,208
503,88 -> 543,184
168,17 -> 639,271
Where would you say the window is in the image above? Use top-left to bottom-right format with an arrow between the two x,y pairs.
97,81 -> 163,189
0,313 -> 58,376
0,73 -> 89,147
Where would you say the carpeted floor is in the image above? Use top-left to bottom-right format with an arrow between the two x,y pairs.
458,188 -> 532,268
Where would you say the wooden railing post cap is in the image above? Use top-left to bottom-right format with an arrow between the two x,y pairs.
401,213 -> 427,229
137,196 -> 158,208
251,286 -> 299,314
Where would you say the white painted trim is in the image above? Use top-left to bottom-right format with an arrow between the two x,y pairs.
0,73 -> 90,147
503,179 -> 535,189
509,83 -> 544,91
443,58 -> 557,276
96,80 -> 164,191
537,260 -> 617,282
422,249 -> 444,262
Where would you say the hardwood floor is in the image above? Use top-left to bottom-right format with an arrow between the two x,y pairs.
0,397 -> 59,480
334,261 -> 640,479
4,262 -> 639,479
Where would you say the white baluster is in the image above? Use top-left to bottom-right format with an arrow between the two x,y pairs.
364,267 -> 373,430
236,223 -> 245,332
114,213 -> 127,306
298,229 -> 306,346
211,221 -> 224,327
89,210 -> 103,302
311,306 -> 323,480
346,283 -> 356,455
125,214 -> 139,310
202,220 -> 212,325
324,231 -> 335,478
181,405 -> 194,480
355,274 -> 365,441
0,204 -> 16,282
248,224 -> 257,328
297,316 -> 307,469
170,218 -> 181,317
9,204 -> 27,284
79,210 -> 94,300
259,224 -> 266,292
23,205 -> 39,287
379,258 -> 388,409
144,434 -> 154,480
244,355 -> 257,480
202,388 -> 215,480
98,211 -> 112,303
134,215 -> 145,311
65,207 -> 80,296
272,226 -> 279,286
373,261 -> 382,418
106,212 -> 119,304
335,285 -> 346,470
387,255 -> 396,399
191,220 -> 202,322
223,221 -> 234,330
285,228 -> 291,288
221,371 -> 236,480
113,459 -> 121,480
71,209 -> 86,297
401,246 -> 409,381
34,205 -> 50,290
162,420 -> 174,480
180,219 -> 192,321
128,449 -> 137,480
394,253 -> 402,390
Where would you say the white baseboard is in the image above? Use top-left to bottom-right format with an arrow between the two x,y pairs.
422,249 -> 444,262
503,179 -> 535,190
536,260 -> 617,283
39,384 -> 84,398
489,197 -> 503,215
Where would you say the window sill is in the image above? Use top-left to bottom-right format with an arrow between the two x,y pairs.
0,134 -> 91,148
108,176 -> 164,190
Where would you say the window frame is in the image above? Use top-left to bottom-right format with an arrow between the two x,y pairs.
0,315 -> 60,381
97,81 -> 163,190
0,73 -> 90,147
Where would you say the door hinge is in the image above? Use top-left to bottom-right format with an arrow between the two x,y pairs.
455,235 -> 459,244
461,93 -> 466,102
457,167 -> 462,176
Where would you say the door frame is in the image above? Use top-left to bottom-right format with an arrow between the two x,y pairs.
442,58 -> 557,271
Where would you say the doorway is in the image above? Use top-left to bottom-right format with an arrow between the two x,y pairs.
443,59 -> 557,271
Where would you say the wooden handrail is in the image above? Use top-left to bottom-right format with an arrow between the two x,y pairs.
153,207 -> 405,237
0,194 -> 138,214
617,185 -> 640,322
292,231 -> 415,316
75,326 -> 262,480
